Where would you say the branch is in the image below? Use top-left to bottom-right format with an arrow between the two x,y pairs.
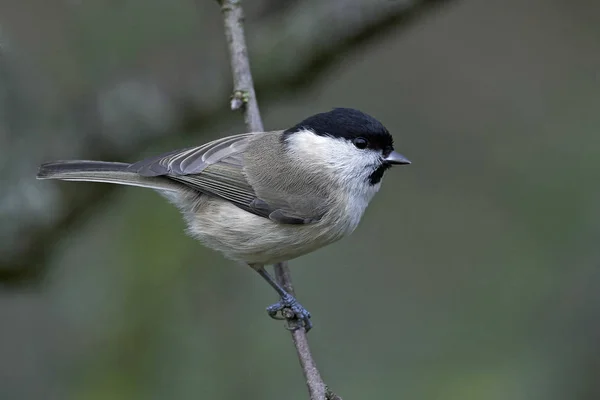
218,1 -> 331,399
218,0 -> 263,131
0,0 -> 452,285
274,262 -> 329,399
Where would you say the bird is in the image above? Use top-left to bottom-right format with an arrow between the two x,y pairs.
37,108 -> 410,331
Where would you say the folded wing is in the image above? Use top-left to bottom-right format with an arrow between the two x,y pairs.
129,133 -> 320,224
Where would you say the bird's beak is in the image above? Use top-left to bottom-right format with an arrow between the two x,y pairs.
384,151 -> 411,165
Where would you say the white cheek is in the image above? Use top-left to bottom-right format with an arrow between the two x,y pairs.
286,130 -> 382,230
286,129 -> 381,183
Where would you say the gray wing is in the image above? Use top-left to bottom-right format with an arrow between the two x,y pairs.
129,133 -> 320,224
130,133 -> 254,176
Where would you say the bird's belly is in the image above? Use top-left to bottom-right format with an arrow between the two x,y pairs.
184,197 -> 356,265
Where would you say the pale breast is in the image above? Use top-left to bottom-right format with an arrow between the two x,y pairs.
182,194 -> 365,265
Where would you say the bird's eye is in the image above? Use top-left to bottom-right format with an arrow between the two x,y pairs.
353,137 -> 368,149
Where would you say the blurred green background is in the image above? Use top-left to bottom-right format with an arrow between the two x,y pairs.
1,0 -> 600,399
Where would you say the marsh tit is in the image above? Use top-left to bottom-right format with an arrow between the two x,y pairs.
37,108 -> 410,331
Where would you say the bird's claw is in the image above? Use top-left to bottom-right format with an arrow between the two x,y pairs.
266,293 -> 312,332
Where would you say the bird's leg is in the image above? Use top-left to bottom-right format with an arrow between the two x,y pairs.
251,264 -> 312,332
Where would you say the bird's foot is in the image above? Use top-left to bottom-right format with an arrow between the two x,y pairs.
266,293 -> 312,332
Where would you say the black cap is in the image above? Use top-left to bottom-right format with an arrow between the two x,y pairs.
283,108 -> 394,153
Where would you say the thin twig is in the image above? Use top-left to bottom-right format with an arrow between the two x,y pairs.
217,0 -> 263,132
274,262 -> 328,399
217,1 -> 336,399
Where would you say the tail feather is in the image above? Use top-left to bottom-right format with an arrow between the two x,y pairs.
37,160 -> 131,177
37,160 -> 183,192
